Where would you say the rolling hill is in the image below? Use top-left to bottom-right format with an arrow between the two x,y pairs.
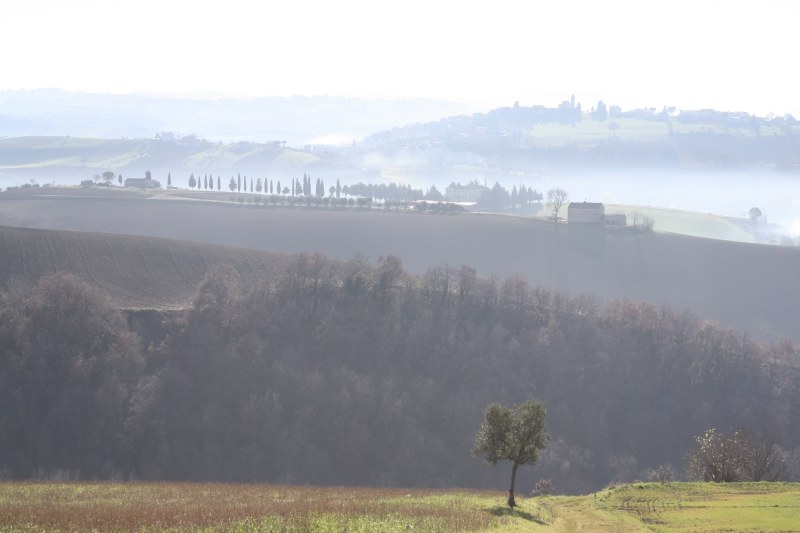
0,224 -> 289,310
0,136 -> 330,184
1,187 -> 799,340
0,89 -> 475,145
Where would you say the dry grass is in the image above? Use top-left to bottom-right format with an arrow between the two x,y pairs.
0,482 -> 498,532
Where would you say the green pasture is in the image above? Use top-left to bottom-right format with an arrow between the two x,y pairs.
91,150 -> 149,169
593,482 -> 800,532
183,143 -> 245,167
603,204 -> 756,243
0,137 -> 144,169
273,149 -> 319,167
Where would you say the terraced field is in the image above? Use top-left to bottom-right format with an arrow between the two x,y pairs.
0,225 -> 288,310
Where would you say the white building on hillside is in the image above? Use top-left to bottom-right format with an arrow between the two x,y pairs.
568,202 -> 605,224
445,182 -> 488,203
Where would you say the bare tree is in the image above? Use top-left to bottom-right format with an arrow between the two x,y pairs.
647,464 -> 675,483
632,211 -> 655,232
686,428 -> 788,482
546,188 -> 568,222
739,429 -> 789,482
749,207 -> 762,226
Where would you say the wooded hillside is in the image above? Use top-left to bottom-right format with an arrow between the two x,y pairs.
2,256 -> 797,492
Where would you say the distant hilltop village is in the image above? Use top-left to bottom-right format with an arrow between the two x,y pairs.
361,98 -> 799,175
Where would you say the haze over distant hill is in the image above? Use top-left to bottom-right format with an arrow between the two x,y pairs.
2,94 -> 799,230
0,89 -> 477,145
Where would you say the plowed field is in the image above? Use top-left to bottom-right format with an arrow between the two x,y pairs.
0,225 -> 288,310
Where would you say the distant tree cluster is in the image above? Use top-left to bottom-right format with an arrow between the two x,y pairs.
1,260 -> 799,491
476,182 -> 543,213
169,171 -> 550,216
341,182 -> 424,202
183,172 -> 334,198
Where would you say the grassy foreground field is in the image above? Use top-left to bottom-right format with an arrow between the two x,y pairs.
1,482 -> 798,532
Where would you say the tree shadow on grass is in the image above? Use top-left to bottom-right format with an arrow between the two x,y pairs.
490,505 -> 548,525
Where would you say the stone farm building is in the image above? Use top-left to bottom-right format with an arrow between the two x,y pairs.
568,202 -> 627,226
445,182 -> 488,203
124,177 -> 161,189
568,202 -> 605,223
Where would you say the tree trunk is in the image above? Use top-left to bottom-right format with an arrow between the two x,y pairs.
508,462 -> 518,508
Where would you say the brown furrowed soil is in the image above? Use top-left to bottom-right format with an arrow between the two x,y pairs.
1,187 -> 799,339
0,224 -> 289,310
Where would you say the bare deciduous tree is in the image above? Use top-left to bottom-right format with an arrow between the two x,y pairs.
686,428 -> 788,482
546,188 -> 568,222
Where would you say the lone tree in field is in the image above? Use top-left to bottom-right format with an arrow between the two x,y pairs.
546,188 -> 568,222
473,399 -> 549,508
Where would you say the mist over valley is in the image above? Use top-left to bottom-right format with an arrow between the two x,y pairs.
2,93 -> 799,235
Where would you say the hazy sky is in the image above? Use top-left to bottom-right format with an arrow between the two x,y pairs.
2,0 -> 797,116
